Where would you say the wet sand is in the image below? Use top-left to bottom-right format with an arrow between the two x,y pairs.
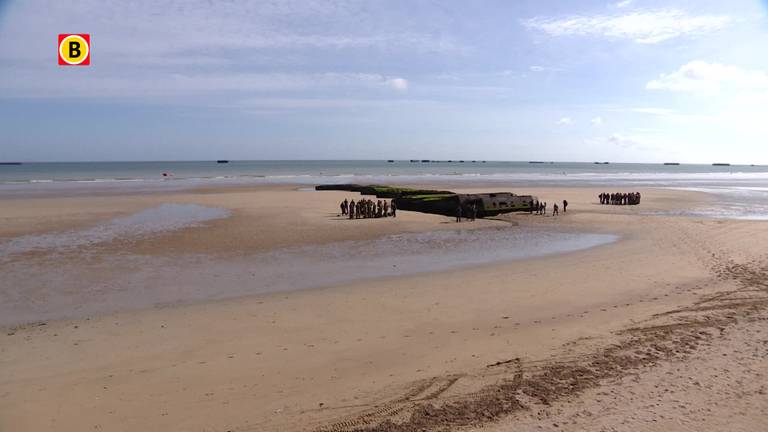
1,185 -> 766,431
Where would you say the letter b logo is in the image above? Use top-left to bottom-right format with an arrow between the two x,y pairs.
58,34 -> 90,66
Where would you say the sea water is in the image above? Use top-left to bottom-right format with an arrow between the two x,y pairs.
3,161 -> 768,219
0,204 -> 230,261
0,220 -> 617,325
2,161 -> 768,190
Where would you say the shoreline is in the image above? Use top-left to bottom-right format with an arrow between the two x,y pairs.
0,225 -> 620,328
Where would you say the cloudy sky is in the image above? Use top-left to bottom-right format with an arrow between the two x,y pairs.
1,0 -> 767,163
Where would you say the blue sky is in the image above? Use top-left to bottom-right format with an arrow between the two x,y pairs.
1,0 -> 767,163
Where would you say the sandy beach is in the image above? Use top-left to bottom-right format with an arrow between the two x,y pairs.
5,0 -> 768,429
1,184 -> 767,432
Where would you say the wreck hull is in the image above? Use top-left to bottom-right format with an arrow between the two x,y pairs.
316,184 -> 537,218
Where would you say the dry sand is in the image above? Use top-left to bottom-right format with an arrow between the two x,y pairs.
0,185 -> 766,431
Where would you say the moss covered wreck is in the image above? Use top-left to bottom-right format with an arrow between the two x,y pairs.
315,184 -> 537,218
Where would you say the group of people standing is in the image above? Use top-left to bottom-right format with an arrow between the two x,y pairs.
341,198 -> 396,219
599,192 -> 641,206
530,199 -> 568,216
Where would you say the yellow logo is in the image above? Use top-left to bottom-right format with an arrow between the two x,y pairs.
58,34 -> 90,66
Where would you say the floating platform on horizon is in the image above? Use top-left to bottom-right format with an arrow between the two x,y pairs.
216,160 -> 229,164
0,162 -> 22,166
712,163 -> 731,166
664,162 -> 680,165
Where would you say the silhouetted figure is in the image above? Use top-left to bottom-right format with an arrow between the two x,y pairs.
391,200 -> 397,217
553,203 -> 559,216
562,199 -> 568,212
456,204 -> 463,222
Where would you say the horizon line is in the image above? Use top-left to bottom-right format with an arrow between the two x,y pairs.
1,159 -> 764,166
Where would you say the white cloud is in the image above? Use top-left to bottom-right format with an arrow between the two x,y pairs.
529,65 -> 563,73
646,61 -> 768,92
582,133 -> 669,158
0,70 -> 412,99
720,92 -> 768,136
606,133 -> 641,148
614,0 -> 633,8
632,107 -> 676,116
234,97 -> 433,114
587,133 -> 663,152
557,117 -> 574,125
524,9 -> 731,44
0,0 -> 465,67
591,116 -> 604,126
386,77 -> 409,91
630,107 -> 719,125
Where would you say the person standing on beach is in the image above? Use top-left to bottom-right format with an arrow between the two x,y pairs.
391,200 -> 397,217
349,200 -> 355,219
383,200 -> 389,217
470,204 -> 477,221
542,202 -> 547,216
553,203 -> 559,216
563,199 -> 568,212
456,204 -> 462,222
